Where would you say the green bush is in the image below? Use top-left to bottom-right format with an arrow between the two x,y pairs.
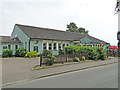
64,46 -> 79,54
2,49 -> 13,57
15,48 -> 27,57
25,51 -> 38,58
87,47 -> 99,60
46,55 -> 56,66
82,56 -> 85,61
97,47 -> 107,60
58,50 -> 64,55
73,57 -> 80,62
63,46 -> 100,60
42,50 -> 56,65
42,50 -> 52,57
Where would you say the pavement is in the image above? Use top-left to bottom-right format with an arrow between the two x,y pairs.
2,57 -> 118,87
5,63 -> 118,88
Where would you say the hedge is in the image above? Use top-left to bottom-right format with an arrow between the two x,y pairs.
15,48 -> 27,57
63,46 -> 107,60
2,49 -> 13,58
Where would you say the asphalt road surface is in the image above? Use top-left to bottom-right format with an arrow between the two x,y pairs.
4,63 -> 118,88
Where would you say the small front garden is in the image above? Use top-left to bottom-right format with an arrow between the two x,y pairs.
2,45 -> 109,70
2,48 -> 38,58
33,46 -> 108,70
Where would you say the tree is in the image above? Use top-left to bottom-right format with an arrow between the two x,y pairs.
66,22 -> 78,32
78,27 -> 89,34
66,22 -> 89,34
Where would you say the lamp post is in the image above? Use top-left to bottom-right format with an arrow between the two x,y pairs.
117,31 -> 120,57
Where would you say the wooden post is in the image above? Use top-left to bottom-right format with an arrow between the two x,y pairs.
66,54 -> 68,63
61,54 -> 63,64
40,54 -> 42,66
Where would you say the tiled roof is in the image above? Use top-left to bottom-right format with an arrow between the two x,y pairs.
0,36 -> 11,43
16,24 -> 109,44
16,24 -> 86,41
0,36 -> 22,44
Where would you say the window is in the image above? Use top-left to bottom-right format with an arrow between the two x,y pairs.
58,43 -> 61,50
15,45 -> 18,49
3,46 -> 7,49
49,43 -> 52,50
87,45 -> 92,47
62,44 -> 65,48
34,46 -> 38,52
8,45 -> 11,49
66,43 -> 69,46
102,44 -> 104,47
43,43 -> 47,50
53,43 -> 57,50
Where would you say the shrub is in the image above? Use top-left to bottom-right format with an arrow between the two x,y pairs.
46,54 -> 56,66
97,47 -> 107,60
42,50 -> 56,65
2,49 -> 13,57
64,46 -> 74,54
15,48 -> 27,57
64,46 -> 99,60
58,50 -> 64,55
87,47 -> 99,60
25,51 -> 38,58
42,50 -> 52,57
73,57 -> 80,62
82,56 -> 85,61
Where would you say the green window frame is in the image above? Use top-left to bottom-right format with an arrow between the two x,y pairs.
33,46 -> 38,52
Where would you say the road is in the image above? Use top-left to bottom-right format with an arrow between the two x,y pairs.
4,63 -> 118,88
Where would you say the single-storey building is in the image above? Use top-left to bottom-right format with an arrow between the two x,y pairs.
0,24 -> 110,55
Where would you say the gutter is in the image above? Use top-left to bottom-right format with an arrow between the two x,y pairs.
28,38 -> 31,52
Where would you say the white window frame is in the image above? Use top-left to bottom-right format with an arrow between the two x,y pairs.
66,43 -> 69,46
62,43 -> 65,48
53,42 -> 57,50
43,42 -> 47,50
58,43 -> 61,50
48,43 -> 52,50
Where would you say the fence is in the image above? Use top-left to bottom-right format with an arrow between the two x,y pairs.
39,51 -> 119,66
106,50 -> 118,57
39,53 -> 88,66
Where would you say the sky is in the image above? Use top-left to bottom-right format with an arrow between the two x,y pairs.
0,0 -> 118,45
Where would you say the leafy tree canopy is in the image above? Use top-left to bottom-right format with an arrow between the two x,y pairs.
66,22 -> 89,34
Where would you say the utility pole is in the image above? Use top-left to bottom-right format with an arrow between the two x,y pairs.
116,0 -> 120,57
